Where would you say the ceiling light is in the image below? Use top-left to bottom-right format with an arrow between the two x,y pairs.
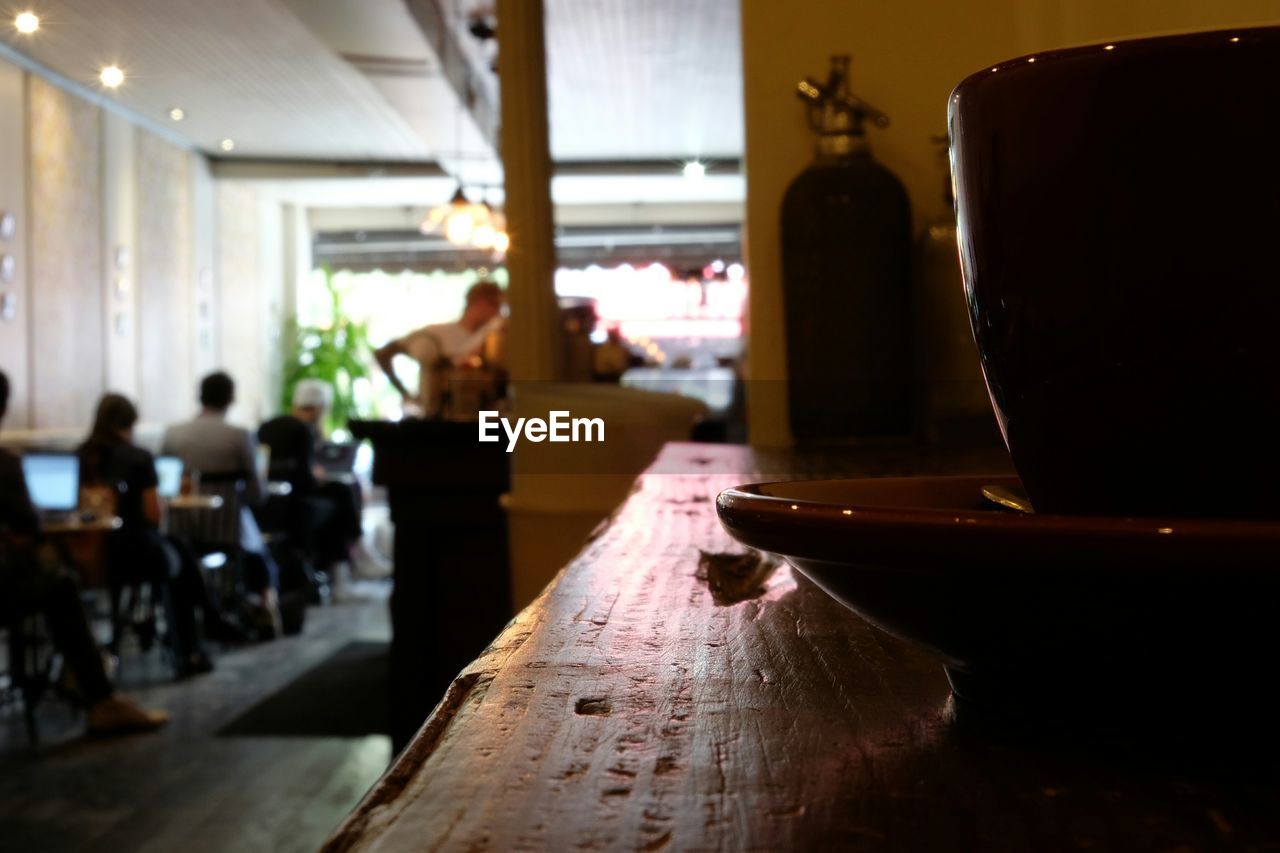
470,221 -> 499,249
421,185 -> 510,254
445,207 -> 476,245
220,138 -> 235,152
169,107 -> 185,121
99,66 -> 125,89
14,11 -> 39,34
422,186 -> 473,240
683,160 -> 706,180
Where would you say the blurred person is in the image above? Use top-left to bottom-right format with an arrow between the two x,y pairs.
593,326 -> 635,383
0,370 -> 168,734
162,372 -> 263,504
257,379 -> 364,571
77,394 -> 242,677
162,371 -> 280,636
374,280 -> 504,415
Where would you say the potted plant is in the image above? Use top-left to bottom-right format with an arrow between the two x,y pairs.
281,268 -> 370,435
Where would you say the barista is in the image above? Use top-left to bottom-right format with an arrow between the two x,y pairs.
374,281 -> 505,417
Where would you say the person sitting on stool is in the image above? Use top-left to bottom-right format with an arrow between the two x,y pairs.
0,369 -> 168,735
258,380 -> 362,572
78,393 -> 244,677
162,371 -> 281,638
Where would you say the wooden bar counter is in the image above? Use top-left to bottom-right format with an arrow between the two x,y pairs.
325,442 -> 1280,851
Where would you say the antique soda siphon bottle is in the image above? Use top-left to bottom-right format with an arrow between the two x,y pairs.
781,55 -> 913,442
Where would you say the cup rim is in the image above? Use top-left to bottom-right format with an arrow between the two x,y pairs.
950,23 -> 1280,102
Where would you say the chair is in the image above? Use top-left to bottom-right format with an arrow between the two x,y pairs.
2,549 -> 80,744
1,615 -> 44,744
255,440 -> 333,604
81,483 -> 161,663
167,472 -> 249,610
107,578 -> 160,660
168,472 -> 302,635
257,448 -> 317,552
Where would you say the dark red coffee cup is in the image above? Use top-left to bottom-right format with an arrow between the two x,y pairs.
949,25 -> 1280,517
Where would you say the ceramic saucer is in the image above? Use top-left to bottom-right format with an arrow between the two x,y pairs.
717,475 -> 1280,717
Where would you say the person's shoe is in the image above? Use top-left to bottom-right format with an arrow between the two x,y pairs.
86,696 -> 169,736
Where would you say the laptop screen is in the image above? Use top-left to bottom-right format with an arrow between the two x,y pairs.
155,455 -> 184,499
317,442 -> 358,472
21,453 -> 80,512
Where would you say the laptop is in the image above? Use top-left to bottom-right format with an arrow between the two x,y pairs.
21,452 -> 81,522
316,442 -> 358,474
155,455 -> 184,499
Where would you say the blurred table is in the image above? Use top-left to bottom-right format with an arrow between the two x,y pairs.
161,493 -> 224,539
165,494 -> 223,512
41,515 -> 121,590
40,516 -> 121,535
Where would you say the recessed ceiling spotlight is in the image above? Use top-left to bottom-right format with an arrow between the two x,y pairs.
168,107 -> 185,121
219,138 -> 235,152
99,65 -> 125,89
14,11 -> 39,34
682,160 -> 706,180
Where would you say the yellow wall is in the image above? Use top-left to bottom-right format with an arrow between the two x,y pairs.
741,0 -> 1280,447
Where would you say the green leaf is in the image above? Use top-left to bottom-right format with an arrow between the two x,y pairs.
280,264 -> 372,431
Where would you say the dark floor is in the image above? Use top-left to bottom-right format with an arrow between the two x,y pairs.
0,583 -> 393,853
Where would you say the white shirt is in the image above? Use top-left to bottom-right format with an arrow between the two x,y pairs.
397,318 -> 502,412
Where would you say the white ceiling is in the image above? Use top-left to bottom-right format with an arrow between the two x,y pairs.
279,0 -> 497,181
545,0 -> 743,161
1,0 -> 744,205
4,0 -> 435,159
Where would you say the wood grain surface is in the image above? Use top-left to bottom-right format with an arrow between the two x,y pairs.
325,442 -> 1278,852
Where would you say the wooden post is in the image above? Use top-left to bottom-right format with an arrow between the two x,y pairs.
496,0 -> 561,382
